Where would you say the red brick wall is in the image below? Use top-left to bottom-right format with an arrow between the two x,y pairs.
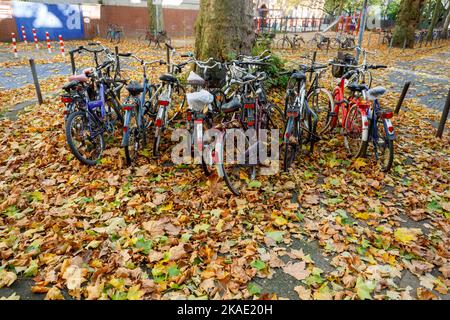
96,6 -> 198,38
163,8 -> 198,37
99,5 -> 149,38
0,1 -> 18,42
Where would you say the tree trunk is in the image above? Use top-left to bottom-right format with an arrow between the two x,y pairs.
442,6 -> 450,38
195,0 -> 254,61
392,0 -> 426,48
147,0 -> 164,33
427,0 -> 444,41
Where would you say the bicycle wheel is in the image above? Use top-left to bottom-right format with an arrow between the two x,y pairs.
277,38 -> 288,49
330,39 -> 340,49
282,117 -> 301,171
124,108 -> 141,166
307,87 -> 334,135
371,118 -> 394,172
302,105 -> 315,154
344,105 -> 365,157
66,111 -> 104,166
168,84 -> 186,123
219,129 -> 255,196
359,70 -> 372,88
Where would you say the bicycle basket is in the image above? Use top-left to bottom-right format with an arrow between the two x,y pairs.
202,65 -> 227,89
332,52 -> 357,78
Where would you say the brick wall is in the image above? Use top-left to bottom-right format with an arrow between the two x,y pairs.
163,8 -> 198,37
0,1 -> 18,42
0,2 -> 198,42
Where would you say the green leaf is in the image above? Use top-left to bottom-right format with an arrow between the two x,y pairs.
193,223 -> 210,234
135,238 -> 153,254
355,277 -> 376,300
250,260 -> 266,271
24,260 -> 38,277
247,180 -> 262,188
180,233 -> 192,243
248,283 -> 262,296
265,231 -> 285,243
427,200 -> 442,212
167,265 -> 180,278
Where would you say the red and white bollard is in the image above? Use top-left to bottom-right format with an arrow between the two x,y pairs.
11,33 -> 18,58
32,28 -> 39,50
58,35 -> 65,56
21,26 -> 27,44
45,31 -> 51,53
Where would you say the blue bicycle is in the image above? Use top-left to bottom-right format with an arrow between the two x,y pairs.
65,54 -> 123,165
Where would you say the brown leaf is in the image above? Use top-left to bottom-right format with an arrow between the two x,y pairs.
282,261 -> 310,280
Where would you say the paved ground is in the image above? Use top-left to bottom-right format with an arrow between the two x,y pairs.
0,39 -> 449,300
388,50 -> 450,112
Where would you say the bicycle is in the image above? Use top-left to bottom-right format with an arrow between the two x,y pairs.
106,24 -> 123,44
62,42 -> 126,122
152,44 -> 190,158
139,30 -> 172,48
277,33 -> 305,49
346,81 -> 395,172
307,33 -> 330,50
117,52 -> 166,165
330,33 -> 356,50
215,62 -> 285,196
64,54 -> 124,165
280,58 -> 331,171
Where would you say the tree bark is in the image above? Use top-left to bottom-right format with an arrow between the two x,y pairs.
442,5 -> 450,38
392,0 -> 426,48
147,0 -> 164,33
427,0 -> 444,41
195,0 -> 254,61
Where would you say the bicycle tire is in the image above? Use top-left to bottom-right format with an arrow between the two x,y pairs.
344,104 -> 366,158
307,87 -> 334,135
282,117 -> 300,171
66,111 -> 105,166
124,108 -> 140,166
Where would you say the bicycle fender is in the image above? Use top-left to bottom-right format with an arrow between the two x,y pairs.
215,139 -> 224,178
121,110 -> 132,147
362,115 -> 369,142
284,117 -> 294,143
384,119 -> 395,140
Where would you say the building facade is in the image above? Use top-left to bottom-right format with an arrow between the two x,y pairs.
0,0 -> 200,42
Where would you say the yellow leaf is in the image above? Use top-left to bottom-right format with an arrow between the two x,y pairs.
216,219 -> 224,232
355,212 -> 370,220
394,228 -> 422,244
272,214 -> 288,226
127,285 -> 144,300
45,287 -> 64,300
353,158 -> 367,169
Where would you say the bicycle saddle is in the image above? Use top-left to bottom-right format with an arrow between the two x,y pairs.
347,83 -> 369,92
126,81 -> 144,96
290,72 -> 306,81
242,74 -> 256,82
159,73 -> 178,83
187,71 -> 205,86
68,74 -> 89,83
63,81 -> 81,92
221,97 -> 241,113
367,86 -> 387,98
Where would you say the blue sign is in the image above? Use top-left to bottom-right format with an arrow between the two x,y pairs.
13,1 -> 85,41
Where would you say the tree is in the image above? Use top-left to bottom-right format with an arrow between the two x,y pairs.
426,0 -> 444,41
195,0 -> 254,61
392,0 -> 426,48
147,0 -> 164,33
444,6 -> 450,38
